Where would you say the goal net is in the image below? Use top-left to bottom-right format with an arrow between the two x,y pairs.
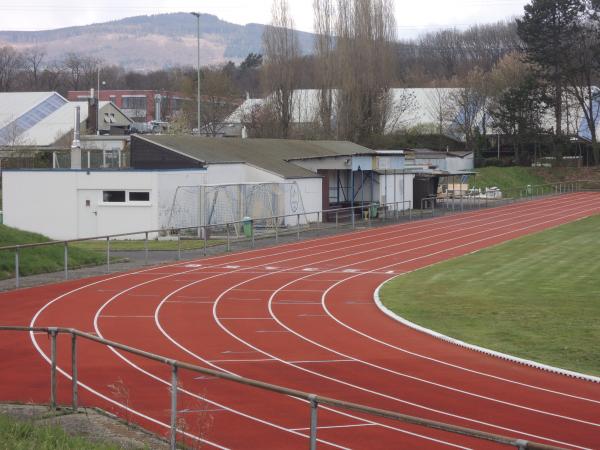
166,182 -> 307,236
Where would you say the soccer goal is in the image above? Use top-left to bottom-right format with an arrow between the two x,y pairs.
166,182 -> 307,237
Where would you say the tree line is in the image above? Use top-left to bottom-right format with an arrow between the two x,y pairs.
1,0 -> 599,165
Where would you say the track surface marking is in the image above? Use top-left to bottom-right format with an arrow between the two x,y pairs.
1,193 -> 599,449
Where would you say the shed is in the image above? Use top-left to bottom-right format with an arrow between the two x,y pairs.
2,169 -> 207,240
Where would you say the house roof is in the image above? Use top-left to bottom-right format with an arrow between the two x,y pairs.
135,135 -> 375,179
404,148 -> 474,159
18,101 -> 132,147
0,92 -> 62,129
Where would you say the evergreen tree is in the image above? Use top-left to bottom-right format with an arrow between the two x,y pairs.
517,0 -> 585,135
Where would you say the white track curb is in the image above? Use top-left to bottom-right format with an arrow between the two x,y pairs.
374,280 -> 600,384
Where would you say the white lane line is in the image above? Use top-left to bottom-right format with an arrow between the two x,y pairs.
263,208 -> 600,436
292,423 -> 377,431
209,359 -> 277,363
100,315 -> 154,318
210,203 -> 600,447
154,195 -> 593,450
30,266 -> 346,448
220,318 -> 274,320
165,301 -> 215,304
289,360 -> 355,364
31,194 -> 591,449
211,201 -> 600,447
126,294 -> 162,298
95,275 -> 349,449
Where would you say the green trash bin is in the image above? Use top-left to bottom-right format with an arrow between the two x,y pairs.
242,216 -> 253,238
369,204 -> 378,218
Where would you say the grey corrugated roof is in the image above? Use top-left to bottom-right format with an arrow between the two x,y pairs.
136,135 -> 375,178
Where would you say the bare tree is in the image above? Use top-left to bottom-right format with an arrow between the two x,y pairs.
0,46 -> 23,92
201,69 -> 240,136
425,87 -> 453,136
22,46 -> 46,90
63,53 -> 85,91
448,68 -> 489,151
262,0 -> 300,138
313,0 -> 336,137
335,0 -> 397,142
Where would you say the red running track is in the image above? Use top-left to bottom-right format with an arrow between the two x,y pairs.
1,193 -> 600,449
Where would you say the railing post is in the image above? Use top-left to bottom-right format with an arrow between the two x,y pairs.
177,234 -> 181,260
170,364 -> 178,450
297,214 -> 301,240
275,217 -> 279,243
316,212 -> 321,235
251,221 -> 255,248
15,246 -> 20,289
144,232 -> 149,266
515,439 -> 528,450
71,333 -> 78,412
106,237 -> 110,273
204,227 -> 208,257
226,223 -> 231,252
335,211 -> 338,229
64,242 -> 69,280
352,206 -> 356,230
49,328 -> 58,410
309,394 -> 318,450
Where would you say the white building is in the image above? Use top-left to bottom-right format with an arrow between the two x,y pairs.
224,87 -> 600,143
2,169 -> 206,240
130,136 -> 418,224
0,92 -> 132,147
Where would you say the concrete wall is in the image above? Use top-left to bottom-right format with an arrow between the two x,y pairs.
3,169 -> 206,240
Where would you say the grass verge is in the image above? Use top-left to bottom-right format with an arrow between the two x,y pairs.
380,214 -> 600,376
471,167 -> 546,192
0,225 -> 108,279
0,413 -> 120,450
73,238 -> 225,252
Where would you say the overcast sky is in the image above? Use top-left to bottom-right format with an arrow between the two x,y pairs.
0,0 -> 529,38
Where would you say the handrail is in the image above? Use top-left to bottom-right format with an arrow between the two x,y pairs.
0,326 -> 564,450
0,199 -> 413,252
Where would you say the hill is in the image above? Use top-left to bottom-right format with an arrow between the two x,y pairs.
0,13 -> 316,71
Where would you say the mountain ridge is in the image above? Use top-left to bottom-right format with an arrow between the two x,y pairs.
0,13 -> 315,71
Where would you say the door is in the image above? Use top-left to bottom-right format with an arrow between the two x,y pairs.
77,190 -> 99,238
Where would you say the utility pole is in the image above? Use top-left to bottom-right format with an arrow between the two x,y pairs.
191,12 -> 201,134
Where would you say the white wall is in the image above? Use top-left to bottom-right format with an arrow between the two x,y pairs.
380,172 -> 414,210
207,163 -> 283,185
285,178 -> 322,225
3,169 -> 206,240
447,154 -> 474,172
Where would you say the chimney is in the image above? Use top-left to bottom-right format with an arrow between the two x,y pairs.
71,106 -> 82,170
154,94 -> 162,122
87,92 -> 98,135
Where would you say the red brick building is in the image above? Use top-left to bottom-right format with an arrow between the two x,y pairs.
67,90 -> 188,123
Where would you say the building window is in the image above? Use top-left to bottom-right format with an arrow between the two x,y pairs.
122,96 -> 147,110
129,191 -> 150,202
103,191 -> 126,202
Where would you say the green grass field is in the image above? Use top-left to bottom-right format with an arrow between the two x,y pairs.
381,214 -> 600,376
0,414 -> 120,450
0,226 -> 107,279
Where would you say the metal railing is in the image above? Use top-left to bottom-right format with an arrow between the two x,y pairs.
0,326 -> 563,450
2,180 -> 599,289
1,199 -> 413,288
